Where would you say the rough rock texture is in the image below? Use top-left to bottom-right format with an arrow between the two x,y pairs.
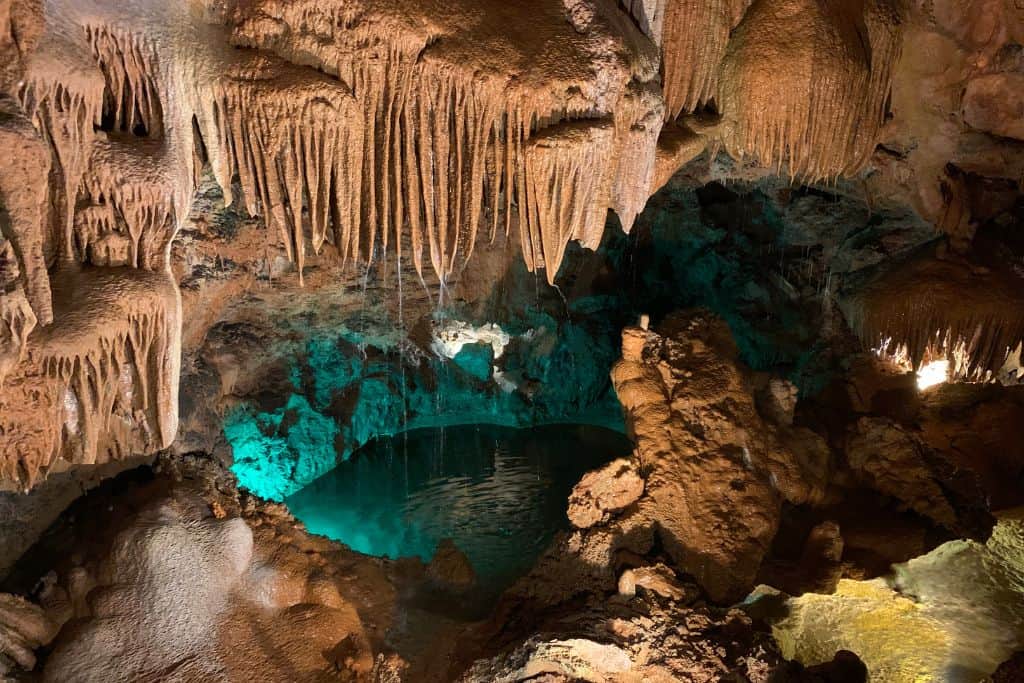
427,539 -> 477,590
609,312 -> 831,602
754,508 -> 1024,682
2,456 -> 398,681
617,563 -> 694,601
462,569 -> 871,683
717,0 -> 902,180
0,267 -> 180,489
567,457 -> 644,529
0,592 -> 58,674
463,587 -> 789,682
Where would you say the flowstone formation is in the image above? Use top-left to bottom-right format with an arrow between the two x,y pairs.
1,457 -> 398,681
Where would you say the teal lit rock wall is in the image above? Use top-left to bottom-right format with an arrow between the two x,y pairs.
227,304 -> 625,501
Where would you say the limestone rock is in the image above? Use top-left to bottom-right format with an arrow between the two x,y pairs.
609,311 -> 831,602
845,416 -> 962,531
0,593 -> 58,674
464,593 -> 788,683
567,458 -> 644,529
617,563 -> 694,602
38,473 -> 388,682
963,73 -> 1024,141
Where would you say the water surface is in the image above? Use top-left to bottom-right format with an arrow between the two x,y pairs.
285,424 -> 631,598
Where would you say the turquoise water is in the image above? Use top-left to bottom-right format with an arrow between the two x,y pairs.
285,424 -> 631,597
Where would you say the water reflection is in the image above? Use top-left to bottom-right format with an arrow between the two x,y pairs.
285,424 -> 630,597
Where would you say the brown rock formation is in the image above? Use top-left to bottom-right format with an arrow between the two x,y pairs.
0,592 -> 58,674
840,246 -> 1024,380
717,0 -> 902,180
3,456 -> 397,681
567,457 -> 644,529
611,312 -> 830,602
0,267 -> 180,489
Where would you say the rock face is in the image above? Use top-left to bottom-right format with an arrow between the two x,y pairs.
757,509 -> 1024,682
510,309 -> 1023,612
462,590 -> 790,682
963,73 -> 1024,141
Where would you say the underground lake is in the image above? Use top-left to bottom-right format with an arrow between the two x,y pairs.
284,423 -> 633,600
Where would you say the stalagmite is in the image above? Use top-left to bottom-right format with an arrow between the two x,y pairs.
717,0 -> 902,181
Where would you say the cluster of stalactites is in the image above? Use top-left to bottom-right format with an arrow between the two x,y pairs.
523,121 -> 614,280
17,45 -> 104,262
844,254 -> 1024,383
864,318 -> 1024,384
79,137 -> 177,271
716,0 -> 902,181
39,308 -> 176,473
201,48 -> 648,286
0,269 -> 181,489
17,22 -> 178,273
661,0 -> 751,120
84,24 -> 163,138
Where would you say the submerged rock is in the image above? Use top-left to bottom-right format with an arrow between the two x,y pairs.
428,539 -> 477,590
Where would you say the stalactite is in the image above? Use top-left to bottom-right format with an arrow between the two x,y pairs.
0,242 -> 38,387
661,0 -> 751,120
82,137 -> 177,270
609,80 -> 663,232
842,253 -> 1024,381
717,0 -> 902,181
0,101 -> 53,325
524,121 -> 615,283
17,35 -> 104,261
0,267 -> 180,489
84,24 -> 163,137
